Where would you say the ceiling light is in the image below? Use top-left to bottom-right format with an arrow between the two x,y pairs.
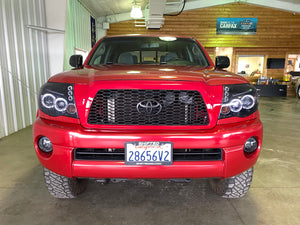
130,5 -> 143,19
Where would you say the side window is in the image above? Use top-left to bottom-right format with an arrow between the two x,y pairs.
191,44 -> 207,66
89,43 -> 106,65
93,55 -> 102,64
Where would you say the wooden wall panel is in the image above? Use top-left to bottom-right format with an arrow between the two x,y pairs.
107,3 -> 300,48
107,3 -> 300,80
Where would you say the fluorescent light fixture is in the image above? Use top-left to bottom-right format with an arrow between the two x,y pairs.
130,5 -> 143,19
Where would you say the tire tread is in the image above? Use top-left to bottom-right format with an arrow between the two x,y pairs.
209,167 -> 253,198
43,168 -> 87,199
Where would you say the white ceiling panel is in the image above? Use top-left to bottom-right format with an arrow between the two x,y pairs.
78,0 -> 300,19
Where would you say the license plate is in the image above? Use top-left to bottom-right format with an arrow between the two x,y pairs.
125,142 -> 173,165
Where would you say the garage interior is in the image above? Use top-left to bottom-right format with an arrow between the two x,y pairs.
0,0 -> 300,224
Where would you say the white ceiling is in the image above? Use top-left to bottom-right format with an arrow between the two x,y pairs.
79,0 -> 300,19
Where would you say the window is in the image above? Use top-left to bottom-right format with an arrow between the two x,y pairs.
237,55 -> 264,77
88,36 -> 210,66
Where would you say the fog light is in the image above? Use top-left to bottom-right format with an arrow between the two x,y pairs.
244,137 -> 258,153
38,136 -> 53,153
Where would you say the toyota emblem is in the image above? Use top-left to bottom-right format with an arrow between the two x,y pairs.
136,99 -> 162,115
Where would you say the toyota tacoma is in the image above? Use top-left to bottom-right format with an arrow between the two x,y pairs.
33,35 -> 263,198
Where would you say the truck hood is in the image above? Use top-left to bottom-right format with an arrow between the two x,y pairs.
48,65 -> 247,86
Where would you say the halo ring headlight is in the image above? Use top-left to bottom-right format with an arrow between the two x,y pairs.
241,95 -> 255,109
41,93 -> 55,109
38,83 -> 78,118
55,98 -> 68,112
229,99 -> 243,112
219,84 -> 258,119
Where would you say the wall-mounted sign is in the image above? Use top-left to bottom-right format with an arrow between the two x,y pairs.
216,18 -> 257,35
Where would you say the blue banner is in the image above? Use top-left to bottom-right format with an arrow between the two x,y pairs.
216,18 -> 257,35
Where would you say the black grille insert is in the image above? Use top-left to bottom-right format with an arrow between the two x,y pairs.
88,90 -> 209,125
75,148 -> 124,161
74,148 -> 222,161
173,148 -> 222,161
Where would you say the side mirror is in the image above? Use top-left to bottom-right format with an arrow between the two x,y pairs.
215,56 -> 230,69
69,55 -> 83,68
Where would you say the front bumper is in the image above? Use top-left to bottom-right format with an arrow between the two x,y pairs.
33,117 -> 263,179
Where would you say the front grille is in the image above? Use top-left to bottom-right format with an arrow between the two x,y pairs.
88,90 -> 209,126
74,148 -> 222,161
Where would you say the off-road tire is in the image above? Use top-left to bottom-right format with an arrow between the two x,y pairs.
209,167 -> 253,198
43,167 -> 87,198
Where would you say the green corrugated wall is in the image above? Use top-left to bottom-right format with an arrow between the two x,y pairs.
64,0 -> 92,71
0,0 -> 49,138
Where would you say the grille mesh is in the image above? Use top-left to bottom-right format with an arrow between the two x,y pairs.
88,90 -> 209,126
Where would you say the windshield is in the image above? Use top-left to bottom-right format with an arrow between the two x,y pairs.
88,36 -> 210,66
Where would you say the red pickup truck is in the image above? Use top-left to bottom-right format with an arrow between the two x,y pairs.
33,35 -> 263,199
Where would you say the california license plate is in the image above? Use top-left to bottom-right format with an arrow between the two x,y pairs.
125,142 -> 173,165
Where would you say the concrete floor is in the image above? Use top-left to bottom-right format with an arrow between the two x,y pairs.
0,97 -> 299,225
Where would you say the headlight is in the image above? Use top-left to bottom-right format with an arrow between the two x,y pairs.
38,82 -> 78,118
219,84 -> 258,119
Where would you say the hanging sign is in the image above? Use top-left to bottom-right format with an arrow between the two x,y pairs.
216,18 -> 257,35
91,16 -> 96,48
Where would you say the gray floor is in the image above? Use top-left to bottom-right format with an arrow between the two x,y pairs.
0,97 -> 299,225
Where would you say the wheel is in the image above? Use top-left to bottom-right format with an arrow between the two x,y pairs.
297,87 -> 300,98
209,167 -> 253,198
43,167 -> 87,198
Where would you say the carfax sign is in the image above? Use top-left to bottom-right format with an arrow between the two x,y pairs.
216,18 -> 257,35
